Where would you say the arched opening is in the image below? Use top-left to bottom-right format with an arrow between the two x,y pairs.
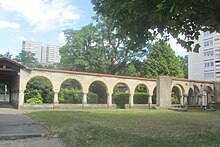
88,81 -> 107,104
25,76 -> 54,104
113,82 -> 130,109
194,85 -> 200,105
187,88 -> 194,105
0,83 -> 10,107
152,87 -> 157,104
59,79 -> 82,104
134,84 -> 149,104
203,86 -> 213,106
171,86 -> 181,104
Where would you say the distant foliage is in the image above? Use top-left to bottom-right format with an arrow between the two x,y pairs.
58,88 -> 99,104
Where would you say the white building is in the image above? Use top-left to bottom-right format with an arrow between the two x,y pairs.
45,45 -> 60,64
22,41 -> 60,64
22,41 -> 42,63
188,31 -> 220,81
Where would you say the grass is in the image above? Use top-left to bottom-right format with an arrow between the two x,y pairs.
28,110 -> 220,147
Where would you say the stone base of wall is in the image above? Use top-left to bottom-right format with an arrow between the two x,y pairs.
22,103 -> 117,109
125,104 -> 157,109
210,102 -> 220,109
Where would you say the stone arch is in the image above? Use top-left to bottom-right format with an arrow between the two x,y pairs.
112,82 -> 130,109
58,78 -> 83,104
58,76 -> 84,92
88,81 -> 108,104
171,85 -> 182,104
203,86 -> 214,105
24,76 -> 54,104
134,84 -> 149,104
152,86 -> 157,104
194,85 -> 200,105
23,73 -> 54,91
133,84 -> 149,94
87,78 -> 109,93
112,82 -> 130,93
187,88 -> 194,105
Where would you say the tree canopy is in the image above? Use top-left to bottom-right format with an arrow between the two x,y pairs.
92,0 -> 220,52
14,50 -> 40,68
141,40 -> 184,78
59,19 -> 146,75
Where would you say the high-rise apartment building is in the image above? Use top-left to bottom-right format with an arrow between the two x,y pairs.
22,41 -> 60,64
22,41 -> 42,63
188,31 -> 220,81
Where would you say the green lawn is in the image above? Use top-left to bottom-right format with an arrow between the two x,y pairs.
28,110 -> 220,147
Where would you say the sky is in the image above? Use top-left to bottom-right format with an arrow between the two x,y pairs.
0,0 -> 187,57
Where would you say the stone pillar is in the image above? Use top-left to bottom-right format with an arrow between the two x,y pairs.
53,91 -> 59,104
107,92 -> 112,108
148,94 -> 152,108
18,90 -> 25,108
129,93 -> 134,108
183,94 -> 188,105
180,95 -> 184,105
82,92 -> 87,104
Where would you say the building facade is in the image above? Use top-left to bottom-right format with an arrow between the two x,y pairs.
22,41 -> 42,63
22,40 -> 60,64
188,31 -> 220,81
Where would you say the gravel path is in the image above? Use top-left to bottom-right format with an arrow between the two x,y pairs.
0,137 -> 64,147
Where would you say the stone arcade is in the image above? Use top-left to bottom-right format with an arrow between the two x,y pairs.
0,57 -> 220,109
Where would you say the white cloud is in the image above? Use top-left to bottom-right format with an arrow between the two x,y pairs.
0,21 -> 20,29
57,32 -> 66,45
18,36 -> 27,41
168,36 -> 187,56
0,0 -> 80,32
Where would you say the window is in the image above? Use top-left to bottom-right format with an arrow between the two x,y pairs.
204,51 -> 214,56
204,31 -> 211,36
204,72 -> 214,78
204,62 -> 214,67
204,40 -> 214,47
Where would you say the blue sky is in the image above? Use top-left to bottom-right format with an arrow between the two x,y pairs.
0,0 -> 186,57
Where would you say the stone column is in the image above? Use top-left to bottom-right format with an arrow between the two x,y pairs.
129,93 -> 134,109
180,95 -> 184,105
183,94 -> 188,109
53,91 -> 59,104
107,92 -> 112,108
82,92 -> 87,104
18,89 -> 25,108
148,94 -> 152,108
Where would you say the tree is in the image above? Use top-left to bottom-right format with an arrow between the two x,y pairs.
4,51 -> 12,58
141,40 -> 184,78
14,50 -> 40,68
60,19 -> 146,75
178,55 -> 188,79
92,0 -> 220,52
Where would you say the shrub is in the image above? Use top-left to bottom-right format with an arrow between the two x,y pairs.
87,92 -> 99,104
26,97 -> 43,104
171,93 -> 181,104
58,88 -> 82,104
24,89 -> 42,103
113,92 -> 129,109
134,92 -> 149,104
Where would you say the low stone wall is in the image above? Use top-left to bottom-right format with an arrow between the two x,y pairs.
210,102 -> 220,109
22,104 -> 54,109
22,103 -> 117,109
125,104 -> 156,109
